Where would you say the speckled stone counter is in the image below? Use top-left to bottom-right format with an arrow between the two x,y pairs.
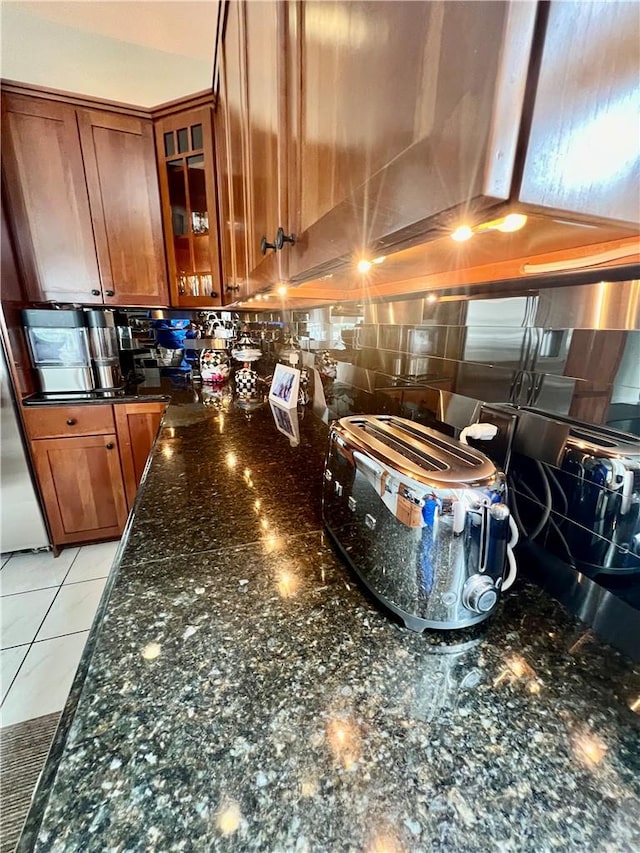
19,379 -> 640,853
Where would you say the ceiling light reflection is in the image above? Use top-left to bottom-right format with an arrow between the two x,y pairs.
357,259 -> 372,273
141,642 -> 162,660
367,829 -> 405,853
226,452 -> 237,469
572,731 -> 608,767
326,716 -> 361,769
216,799 -> 241,835
277,569 -> 300,598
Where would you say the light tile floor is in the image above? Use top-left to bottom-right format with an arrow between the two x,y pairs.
0,541 -> 119,727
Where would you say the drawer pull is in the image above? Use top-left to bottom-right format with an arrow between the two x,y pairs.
66,418 -> 76,426
105,442 -> 115,450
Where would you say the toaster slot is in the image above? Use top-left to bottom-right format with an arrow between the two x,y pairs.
387,419 -> 480,467
339,415 -> 498,487
359,424 -> 448,471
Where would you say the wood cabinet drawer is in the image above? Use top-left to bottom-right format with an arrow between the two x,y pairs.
23,405 -> 115,439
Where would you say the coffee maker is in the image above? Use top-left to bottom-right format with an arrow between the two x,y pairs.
23,309 -> 95,392
85,310 -> 123,390
23,308 -> 123,393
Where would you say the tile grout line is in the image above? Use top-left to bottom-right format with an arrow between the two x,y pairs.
1,575 -> 111,599
1,574 -> 67,713
1,544 -> 112,715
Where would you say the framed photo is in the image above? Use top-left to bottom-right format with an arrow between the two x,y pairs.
269,401 -> 300,446
269,363 -> 300,409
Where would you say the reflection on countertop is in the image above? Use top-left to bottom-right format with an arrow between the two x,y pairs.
19,374 -> 640,853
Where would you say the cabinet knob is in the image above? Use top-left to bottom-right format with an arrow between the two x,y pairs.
226,284 -> 240,293
260,236 -> 276,255
275,227 -> 296,250
105,442 -> 114,450
105,290 -> 115,297
210,291 -> 219,298
91,289 -> 101,297
66,418 -> 76,426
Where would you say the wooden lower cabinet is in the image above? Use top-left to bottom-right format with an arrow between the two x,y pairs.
31,434 -> 128,546
114,403 -> 165,508
27,401 -> 166,547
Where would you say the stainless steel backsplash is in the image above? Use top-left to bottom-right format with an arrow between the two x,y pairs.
354,281 -> 640,436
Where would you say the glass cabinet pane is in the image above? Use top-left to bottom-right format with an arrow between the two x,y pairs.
187,155 -> 208,234
163,132 -> 175,157
167,160 -> 187,236
177,127 -> 189,153
191,124 -> 203,150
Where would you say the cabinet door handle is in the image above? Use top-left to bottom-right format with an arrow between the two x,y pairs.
275,227 -> 296,250
105,290 -> 115,297
66,418 -> 76,426
91,289 -> 101,296
260,236 -> 276,255
105,442 -> 115,450
226,284 -> 240,293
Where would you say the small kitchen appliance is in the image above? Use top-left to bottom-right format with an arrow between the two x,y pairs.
506,410 -> 640,575
85,309 -> 123,390
323,415 -> 516,631
22,309 -> 95,392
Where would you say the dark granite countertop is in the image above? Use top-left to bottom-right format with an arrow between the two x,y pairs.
19,373 -> 640,852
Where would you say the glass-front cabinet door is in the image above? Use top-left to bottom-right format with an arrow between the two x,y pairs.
154,104 -> 223,307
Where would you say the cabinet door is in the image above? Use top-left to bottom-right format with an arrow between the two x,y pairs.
31,434 -> 128,545
243,0 -> 289,287
286,1 -> 537,280
155,106 -> 223,308
519,1 -> 640,225
114,402 -> 165,508
216,0 -> 251,303
213,75 -> 237,301
1,94 -> 102,303
77,110 -> 170,307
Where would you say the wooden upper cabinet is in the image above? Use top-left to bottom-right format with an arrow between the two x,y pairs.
78,110 -> 169,306
213,76 -> 237,301
2,92 -> 169,307
243,0 -> 289,288
154,105 -> 223,308
1,94 -> 103,304
519,0 -> 640,225
286,0 -> 538,280
217,0 -> 251,303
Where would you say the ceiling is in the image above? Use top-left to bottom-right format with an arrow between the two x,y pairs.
1,1 -> 219,107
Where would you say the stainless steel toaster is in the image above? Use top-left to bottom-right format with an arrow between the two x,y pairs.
507,410 -> 640,575
323,416 -> 513,631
